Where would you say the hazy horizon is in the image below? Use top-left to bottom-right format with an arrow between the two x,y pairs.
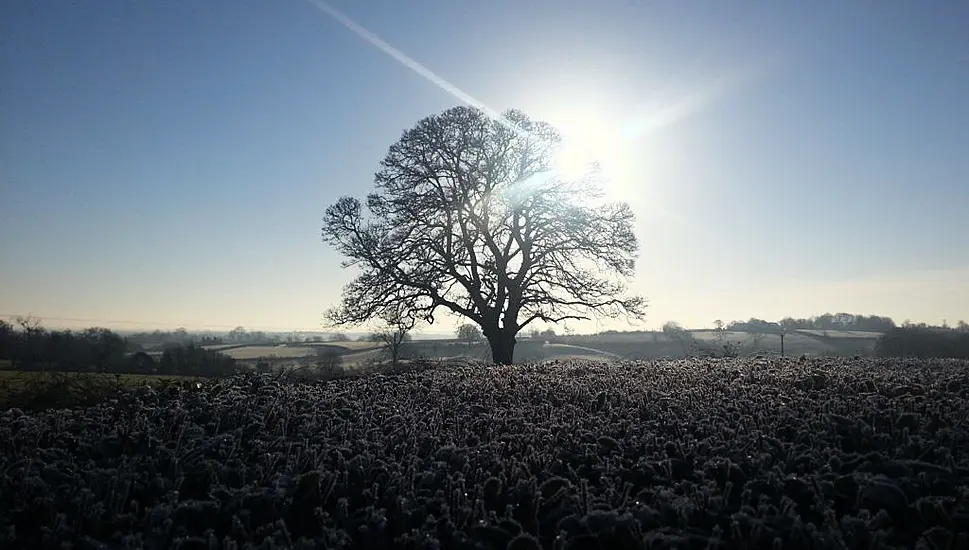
3,1 -> 967,334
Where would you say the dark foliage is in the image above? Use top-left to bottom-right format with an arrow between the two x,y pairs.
1,357 -> 968,549
876,328 -> 969,359
0,371 -> 203,412
778,314 -> 897,332
0,321 -> 241,377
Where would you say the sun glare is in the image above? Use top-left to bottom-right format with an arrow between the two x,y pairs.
551,121 -> 629,198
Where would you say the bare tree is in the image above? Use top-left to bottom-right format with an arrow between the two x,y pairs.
322,106 -> 645,364
15,315 -> 42,336
14,315 -> 44,370
368,309 -> 414,369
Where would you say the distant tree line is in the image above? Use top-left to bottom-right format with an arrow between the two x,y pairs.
596,313 -> 968,335
778,313 -> 898,332
0,319 -> 240,376
124,327 -> 348,350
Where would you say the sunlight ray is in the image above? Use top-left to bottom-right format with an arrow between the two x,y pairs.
304,0 -> 531,140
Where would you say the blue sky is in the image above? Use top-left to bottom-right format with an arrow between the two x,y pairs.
2,0 -> 967,333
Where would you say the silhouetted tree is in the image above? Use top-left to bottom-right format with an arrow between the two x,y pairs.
158,343 -> 237,376
80,327 -> 127,372
322,106 -> 645,364
0,320 -> 13,363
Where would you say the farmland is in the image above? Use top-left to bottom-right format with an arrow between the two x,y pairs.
2,356 -> 967,548
192,330 -> 885,373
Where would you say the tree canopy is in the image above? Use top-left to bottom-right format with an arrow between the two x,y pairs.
322,106 -> 645,364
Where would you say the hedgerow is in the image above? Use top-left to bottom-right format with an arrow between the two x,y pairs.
1,357 -> 967,549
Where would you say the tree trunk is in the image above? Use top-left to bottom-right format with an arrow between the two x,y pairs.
487,330 -> 517,365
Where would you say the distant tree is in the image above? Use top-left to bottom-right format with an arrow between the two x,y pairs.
327,332 -> 350,342
321,106 -> 645,364
749,331 -> 764,350
315,346 -> 343,372
16,315 -> 42,336
713,319 -> 726,343
368,308 -> 414,369
15,316 -> 45,369
158,344 -> 237,376
0,320 -> 13,360
80,328 -> 127,372
229,326 -> 248,342
127,351 -> 157,374
958,320 -> 969,333
662,321 -> 692,357
455,324 -> 484,347
662,321 -> 684,335
815,313 -> 835,330
540,328 -> 558,339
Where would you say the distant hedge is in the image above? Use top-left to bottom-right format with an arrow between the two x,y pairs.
875,327 -> 969,359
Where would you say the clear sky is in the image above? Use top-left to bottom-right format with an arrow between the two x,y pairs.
2,0 -> 967,334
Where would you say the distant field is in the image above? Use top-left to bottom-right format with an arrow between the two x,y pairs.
691,331 -> 756,342
569,332 -> 660,344
221,342 -> 385,361
303,341 -> 382,351
221,345 -> 318,360
542,343 -> 620,360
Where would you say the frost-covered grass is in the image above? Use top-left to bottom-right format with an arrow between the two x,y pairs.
1,357 -> 968,549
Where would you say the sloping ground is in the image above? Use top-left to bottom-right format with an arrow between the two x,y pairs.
797,329 -> 885,339
199,344 -> 250,351
3,358 -> 967,548
542,343 -> 621,360
304,341 -> 383,351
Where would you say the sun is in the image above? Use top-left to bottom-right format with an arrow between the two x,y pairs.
550,118 -> 629,195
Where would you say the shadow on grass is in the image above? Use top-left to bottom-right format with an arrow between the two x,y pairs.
0,371 -> 204,412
